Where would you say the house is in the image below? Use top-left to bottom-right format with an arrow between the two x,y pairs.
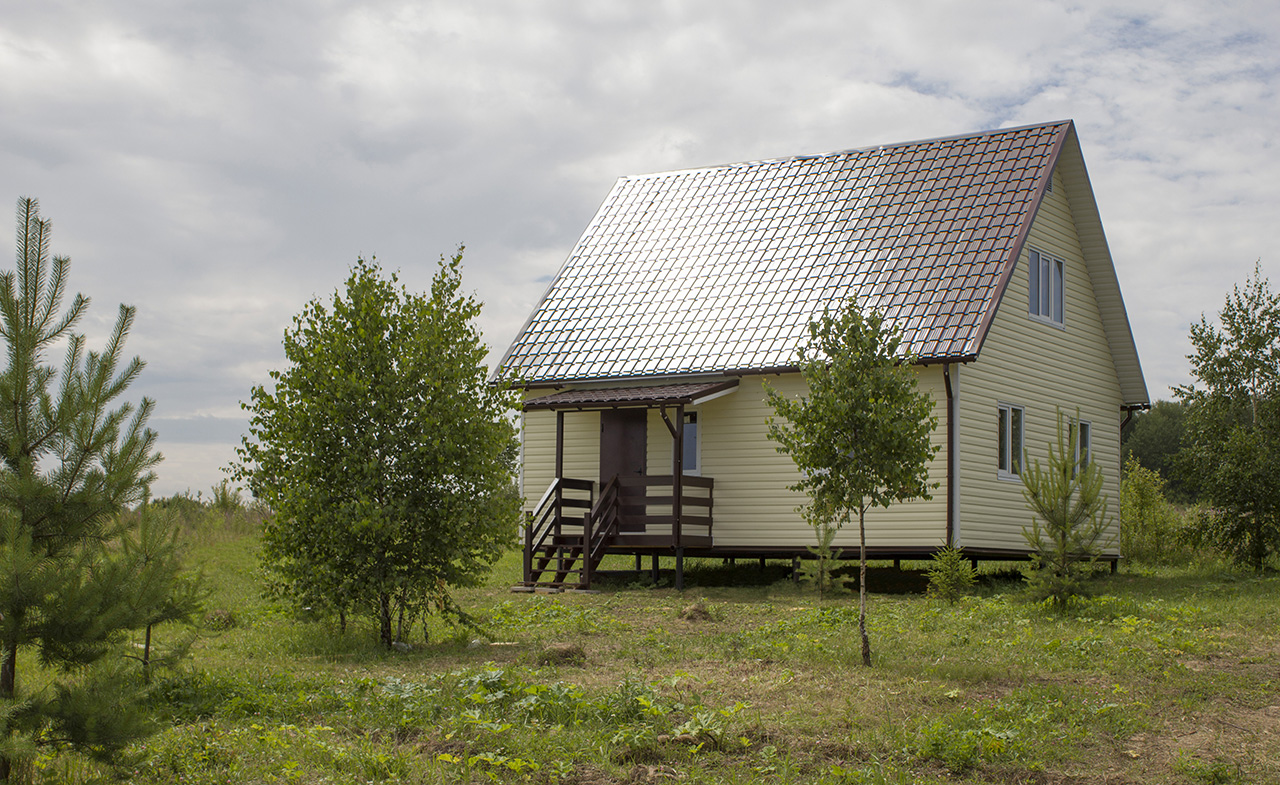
496,120 -> 1148,590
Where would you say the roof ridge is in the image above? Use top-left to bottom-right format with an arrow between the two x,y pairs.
621,119 -> 1074,182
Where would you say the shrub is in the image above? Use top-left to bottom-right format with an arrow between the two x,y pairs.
926,546 -> 977,604
1120,456 -> 1194,565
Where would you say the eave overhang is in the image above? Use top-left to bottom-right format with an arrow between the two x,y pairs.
522,380 -> 740,411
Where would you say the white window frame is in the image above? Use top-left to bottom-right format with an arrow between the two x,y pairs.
1028,248 -> 1065,326
997,403 -> 1025,480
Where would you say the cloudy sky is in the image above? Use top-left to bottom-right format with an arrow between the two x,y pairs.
2,0 -> 1277,497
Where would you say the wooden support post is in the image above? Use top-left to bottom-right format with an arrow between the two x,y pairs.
893,558 -> 901,570
523,512 -> 533,584
554,411 -> 565,539
582,511 -> 593,588
792,555 -> 801,583
759,557 -> 766,570
651,554 -> 659,583
673,404 -> 684,549
675,547 -> 685,591
635,554 -> 642,572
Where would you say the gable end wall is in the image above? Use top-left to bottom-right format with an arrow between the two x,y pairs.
956,167 -> 1124,554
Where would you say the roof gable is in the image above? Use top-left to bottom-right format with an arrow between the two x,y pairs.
500,121 -> 1116,385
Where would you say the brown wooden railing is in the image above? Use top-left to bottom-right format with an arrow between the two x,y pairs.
522,474 -> 714,588
614,475 -> 713,546
523,477 -> 593,585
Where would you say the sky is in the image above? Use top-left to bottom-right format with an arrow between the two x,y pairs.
2,0 -> 1278,497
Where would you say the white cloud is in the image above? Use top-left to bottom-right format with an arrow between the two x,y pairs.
1,0 -> 1277,492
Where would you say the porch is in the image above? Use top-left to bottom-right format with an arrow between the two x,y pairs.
516,380 -> 737,591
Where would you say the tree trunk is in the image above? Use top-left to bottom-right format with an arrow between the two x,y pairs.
379,594 -> 393,648
143,623 -> 153,685
858,506 -> 871,667
339,607 -> 347,634
1,635 -> 17,781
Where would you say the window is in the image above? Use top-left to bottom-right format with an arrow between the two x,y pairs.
681,412 -> 699,475
1072,419 -> 1091,475
998,403 -> 1025,478
1028,248 -> 1064,325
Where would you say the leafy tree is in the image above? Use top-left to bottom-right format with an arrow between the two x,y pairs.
1021,410 -> 1113,608
238,253 -> 521,647
1120,455 -> 1192,566
1121,400 -> 1192,502
766,300 -> 937,666
0,198 -> 179,777
1174,263 -> 1280,570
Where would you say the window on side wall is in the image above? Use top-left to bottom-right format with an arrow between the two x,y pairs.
682,412 -> 699,475
1028,248 -> 1065,325
998,403 -> 1025,479
1071,419 -> 1092,476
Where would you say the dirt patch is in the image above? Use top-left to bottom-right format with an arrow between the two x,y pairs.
678,602 -> 715,622
538,641 -> 587,666
625,764 -> 686,782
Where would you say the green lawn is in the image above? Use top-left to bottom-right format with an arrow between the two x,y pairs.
41,530 -> 1280,784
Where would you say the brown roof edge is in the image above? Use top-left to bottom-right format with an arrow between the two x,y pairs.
965,120 -> 1073,361
723,365 -> 802,377
726,353 -> 978,375
522,379 -> 740,411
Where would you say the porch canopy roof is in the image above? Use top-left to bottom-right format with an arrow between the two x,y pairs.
523,380 -> 738,411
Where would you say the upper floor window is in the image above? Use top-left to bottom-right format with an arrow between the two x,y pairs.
1028,248 -> 1064,325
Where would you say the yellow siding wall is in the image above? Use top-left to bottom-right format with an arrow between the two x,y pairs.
956,168 -> 1124,554
699,373 -> 949,549
521,371 -> 950,550
521,389 -> 600,512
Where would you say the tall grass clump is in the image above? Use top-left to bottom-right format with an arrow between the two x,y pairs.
143,483 -> 267,547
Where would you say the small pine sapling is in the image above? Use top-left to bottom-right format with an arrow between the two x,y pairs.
926,546 -> 976,604
1021,410 -> 1114,609
797,500 -> 852,598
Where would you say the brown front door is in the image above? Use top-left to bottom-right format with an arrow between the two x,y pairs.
600,409 -> 647,484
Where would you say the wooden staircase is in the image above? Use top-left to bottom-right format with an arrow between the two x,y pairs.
515,477 -> 622,591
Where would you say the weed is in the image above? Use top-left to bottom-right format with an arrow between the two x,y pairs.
1174,752 -> 1247,785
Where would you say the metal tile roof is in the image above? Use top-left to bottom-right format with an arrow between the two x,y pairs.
499,121 -> 1070,383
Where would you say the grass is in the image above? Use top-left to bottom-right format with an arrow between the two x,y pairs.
28,515 -> 1280,784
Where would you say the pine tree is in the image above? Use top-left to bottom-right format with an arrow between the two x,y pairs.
1021,410 -> 1113,608
0,198 -> 176,778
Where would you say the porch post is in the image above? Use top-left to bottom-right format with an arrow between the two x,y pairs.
673,404 -> 684,591
523,512 -> 533,583
673,404 -> 684,543
554,410 -> 565,534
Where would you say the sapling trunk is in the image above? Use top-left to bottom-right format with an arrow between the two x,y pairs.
858,505 -> 871,667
